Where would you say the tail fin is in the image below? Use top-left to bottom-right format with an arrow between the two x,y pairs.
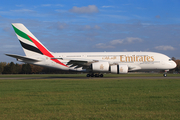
12,23 -> 52,57
12,23 -> 68,67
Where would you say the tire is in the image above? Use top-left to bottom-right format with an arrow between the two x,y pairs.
100,74 -> 103,77
95,74 -> 99,77
91,73 -> 94,77
163,73 -> 167,77
86,74 -> 90,77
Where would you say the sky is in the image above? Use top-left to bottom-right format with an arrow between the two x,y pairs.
0,0 -> 180,63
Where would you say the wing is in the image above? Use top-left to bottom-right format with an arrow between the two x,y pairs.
52,57 -> 142,71
5,54 -> 41,62
52,57 -> 99,69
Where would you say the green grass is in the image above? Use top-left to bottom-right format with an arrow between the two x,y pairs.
0,76 -> 180,119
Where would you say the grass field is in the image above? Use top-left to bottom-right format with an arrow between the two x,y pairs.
0,74 -> 180,119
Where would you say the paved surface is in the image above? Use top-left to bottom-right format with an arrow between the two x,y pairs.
0,76 -> 179,80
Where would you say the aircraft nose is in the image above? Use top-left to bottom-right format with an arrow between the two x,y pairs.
166,61 -> 177,69
172,61 -> 177,69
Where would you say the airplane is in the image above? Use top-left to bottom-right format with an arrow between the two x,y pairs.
6,23 -> 176,77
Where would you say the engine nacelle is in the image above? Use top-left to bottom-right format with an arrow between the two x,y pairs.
110,64 -> 128,74
91,62 -> 109,72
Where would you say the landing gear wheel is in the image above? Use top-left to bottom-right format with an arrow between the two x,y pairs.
163,73 -> 167,77
99,74 -> 103,77
86,74 -> 90,77
95,74 -> 99,77
91,73 -> 94,77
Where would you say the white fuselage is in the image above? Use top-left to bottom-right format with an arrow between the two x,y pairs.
30,52 -> 176,72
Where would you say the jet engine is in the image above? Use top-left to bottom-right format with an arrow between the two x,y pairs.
110,64 -> 128,74
91,62 -> 109,72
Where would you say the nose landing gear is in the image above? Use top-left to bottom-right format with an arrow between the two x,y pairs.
163,70 -> 169,77
163,73 -> 167,77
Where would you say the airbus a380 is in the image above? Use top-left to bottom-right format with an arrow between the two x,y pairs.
6,23 -> 176,77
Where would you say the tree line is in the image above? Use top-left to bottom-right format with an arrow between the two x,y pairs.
0,58 -> 180,74
172,57 -> 180,72
0,62 -> 78,74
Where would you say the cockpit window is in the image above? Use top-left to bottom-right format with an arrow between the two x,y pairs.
169,59 -> 172,61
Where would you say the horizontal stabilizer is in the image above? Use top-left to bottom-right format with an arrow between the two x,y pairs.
5,54 -> 40,62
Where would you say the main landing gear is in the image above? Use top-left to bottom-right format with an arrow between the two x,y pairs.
86,73 -> 103,77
